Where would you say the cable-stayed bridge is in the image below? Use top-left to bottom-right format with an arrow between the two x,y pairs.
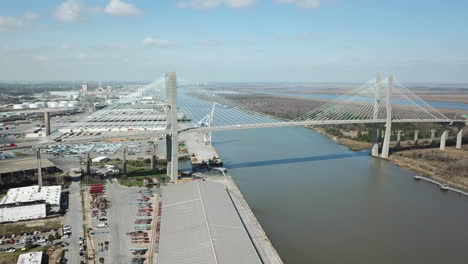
42,73 -> 465,181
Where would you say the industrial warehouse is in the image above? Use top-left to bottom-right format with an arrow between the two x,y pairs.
0,185 -> 62,223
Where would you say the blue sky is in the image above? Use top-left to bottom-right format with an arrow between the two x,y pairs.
0,0 -> 467,83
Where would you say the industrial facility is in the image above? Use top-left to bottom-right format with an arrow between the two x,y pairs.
0,185 -> 62,223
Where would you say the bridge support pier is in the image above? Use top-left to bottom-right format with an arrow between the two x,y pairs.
86,152 -> 91,176
413,130 -> 419,145
381,76 -> 393,159
150,142 -> 157,171
440,129 -> 448,150
395,130 -> 401,149
456,126 -> 464,149
123,146 -> 127,176
371,125 -> 379,157
430,129 -> 436,145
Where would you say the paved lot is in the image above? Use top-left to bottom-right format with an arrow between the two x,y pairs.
63,181 -> 85,264
106,182 -> 143,263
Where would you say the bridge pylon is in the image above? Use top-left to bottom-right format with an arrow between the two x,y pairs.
371,75 -> 381,157
165,72 -> 179,182
380,76 -> 393,159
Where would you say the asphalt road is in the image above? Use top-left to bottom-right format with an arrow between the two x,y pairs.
63,182 -> 85,264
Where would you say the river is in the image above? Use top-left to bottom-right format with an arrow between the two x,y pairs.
212,126 -> 468,264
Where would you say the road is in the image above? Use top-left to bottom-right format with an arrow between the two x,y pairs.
63,182 -> 85,264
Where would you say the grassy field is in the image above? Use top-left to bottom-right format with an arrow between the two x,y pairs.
0,246 -> 45,264
119,170 -> 168,187
0,218 -> 62,235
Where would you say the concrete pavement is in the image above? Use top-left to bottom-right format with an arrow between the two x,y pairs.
63,181 -> 85,264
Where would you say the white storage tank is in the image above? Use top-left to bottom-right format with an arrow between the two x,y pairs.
13,104 -> 26,110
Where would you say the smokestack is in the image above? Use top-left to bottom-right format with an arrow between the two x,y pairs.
44,111 -> 51,136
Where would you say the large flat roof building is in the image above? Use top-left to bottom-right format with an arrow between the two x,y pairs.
0,185 -> 61,206
0,203 -> 46,223
17,251 -> 44,264
156,181 -> 262,264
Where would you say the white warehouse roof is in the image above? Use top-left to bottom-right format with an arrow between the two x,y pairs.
17,251 -> 44,264
0,185 -> 61,206
0,203 -> 46,223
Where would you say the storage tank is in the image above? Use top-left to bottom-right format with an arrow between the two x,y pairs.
13,104 -> 26,110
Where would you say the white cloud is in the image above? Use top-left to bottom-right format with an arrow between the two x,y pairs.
276,0 -> 320,8
197,39 -> 224,46
143,37 -> 179,48
33,55 -> 48,62
61,43 -> 74,49
76,52 -> 88,60
176,0 -> 255,9
54,0 -> 83,22
240,38 -> 256,45
105,0 -> 143,16
296,32 -> 313,39
0,13 -> 39,32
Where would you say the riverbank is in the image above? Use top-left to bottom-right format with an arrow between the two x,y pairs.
314,127 -> 468,190
389,147 -> 468,191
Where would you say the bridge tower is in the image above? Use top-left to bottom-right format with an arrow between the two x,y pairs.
371,76 -> 381,157
380,76 -> 393,159
165,72 -> 179,182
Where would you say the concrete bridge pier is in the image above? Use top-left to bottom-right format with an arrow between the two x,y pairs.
371,125 -> 379,157
430,129 -> 436,144
86,153 -> 91,176
413,130 -> 419,145
395,130 -> 402,149
123,146 -> 127,176
150,142 -> 157,171
440,129 -> 448,150
456,125 -> 464,149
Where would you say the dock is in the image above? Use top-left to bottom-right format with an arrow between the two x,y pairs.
179,131 -> 221,165
207,175 -> 284,264
414,175 -> 468,197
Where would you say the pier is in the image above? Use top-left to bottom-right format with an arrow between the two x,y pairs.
179,131 -> 222,166
414,175 -> 468,197
207,175 -> 284,264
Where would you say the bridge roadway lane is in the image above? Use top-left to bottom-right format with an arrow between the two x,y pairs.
63,181 -> 85,264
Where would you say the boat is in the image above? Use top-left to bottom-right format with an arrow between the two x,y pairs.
440,184 -> 449,191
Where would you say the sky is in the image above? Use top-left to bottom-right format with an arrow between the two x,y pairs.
0,0 -> 467,83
